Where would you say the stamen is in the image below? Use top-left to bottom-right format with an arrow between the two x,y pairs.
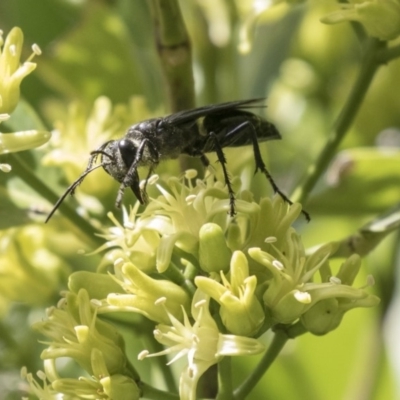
185,194 -> 197,205
329,276 -> 341,285
37,370 -> 47,381
155,297 -> 167,306
9,44 -> 16,56
194,299 -> 206,308
265,236 -> 277,243
114,258 -> 125,268
57,297 -> 67,308
294,290 -> 311,304
20,366 -> 28,378
91,299 -> 102,307
32,43 -> 42,55
148,174 -> 159,185
272,259 -> 284,270
0,164 -> 12,173
138,350 -> 149,360
185,169 -> 198,180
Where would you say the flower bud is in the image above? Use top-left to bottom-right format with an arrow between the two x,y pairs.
271,290 -> 312,324
300,298 -> 343,335
0,27 -> 40,114
199,223 -> 231,273
196,251 -> 264,336
0,130 -> 50,154
100,374 -> 140,400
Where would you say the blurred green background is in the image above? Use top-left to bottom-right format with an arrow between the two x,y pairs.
1,0 -> 400,399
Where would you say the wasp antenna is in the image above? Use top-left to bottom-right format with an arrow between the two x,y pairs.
90,149 -> 115,161
45,163 -> 104,223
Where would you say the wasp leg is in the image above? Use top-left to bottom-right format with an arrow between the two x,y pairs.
116,138 -> 159,208
140,166 -> 155,204
208,132 -> 236,217
140,141 -> 159,203
234,120 -> 310,222
200,154 -> 210,167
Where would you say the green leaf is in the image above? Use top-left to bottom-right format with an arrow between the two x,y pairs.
308,147 -> 400,214
37,3 -> 149,103
0,185 -> 31,228
5,98 -> 48,132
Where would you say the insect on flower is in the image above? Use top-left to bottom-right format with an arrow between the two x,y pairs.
46,98 -> 309,222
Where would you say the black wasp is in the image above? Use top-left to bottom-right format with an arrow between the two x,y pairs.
46,98 -> 309,222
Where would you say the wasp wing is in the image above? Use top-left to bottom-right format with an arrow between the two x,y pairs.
164,98 -> 266,126
163,98 -> 280,152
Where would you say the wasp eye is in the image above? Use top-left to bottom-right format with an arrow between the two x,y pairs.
119,139 -> 137,168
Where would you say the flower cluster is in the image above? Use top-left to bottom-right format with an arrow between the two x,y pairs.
27,289 -> 140,400
0,27 -> 50,172
26,172 -> 379,399
0,225 -> 68,312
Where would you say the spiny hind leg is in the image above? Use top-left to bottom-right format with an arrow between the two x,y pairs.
208,132 -> 236,217
245,121 -> 311,221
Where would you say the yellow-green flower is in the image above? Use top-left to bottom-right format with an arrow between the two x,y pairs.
0,28 -> 50,171
321,0 -> 400,41
33,289 -> 128,376
0,225 -> 67,307
94,259 -> 191,324
0,27 -> 41,114
26,289 -> 140,399
138,292 -> 264,400
249,233 -> 379,331
101,170 -> 302,274
23,351 -> 140,400
195,251 -> 265,336
95,203 -> 163,273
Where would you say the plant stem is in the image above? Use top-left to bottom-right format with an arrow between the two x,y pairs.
148,0 -> 204,174
292,38 -> 385,205
9,153 -> 102,245
148,0 -> 195,113
376,43 -> 400,63
233,330 -> 288,399
140,381 -> 179,400
216,357 -> 233,400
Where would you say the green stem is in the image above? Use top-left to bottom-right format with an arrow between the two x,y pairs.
292,38 -> 385,205
140,381 -> 179,400
216,357 -> 233,400
148,0 -> 195,113
161,260 -> 197,297
9,153 -> 102,246
233,330 -> 289,399
140,318 -> 178,393
376,43 -> 400,63
148,0 -> 204,174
